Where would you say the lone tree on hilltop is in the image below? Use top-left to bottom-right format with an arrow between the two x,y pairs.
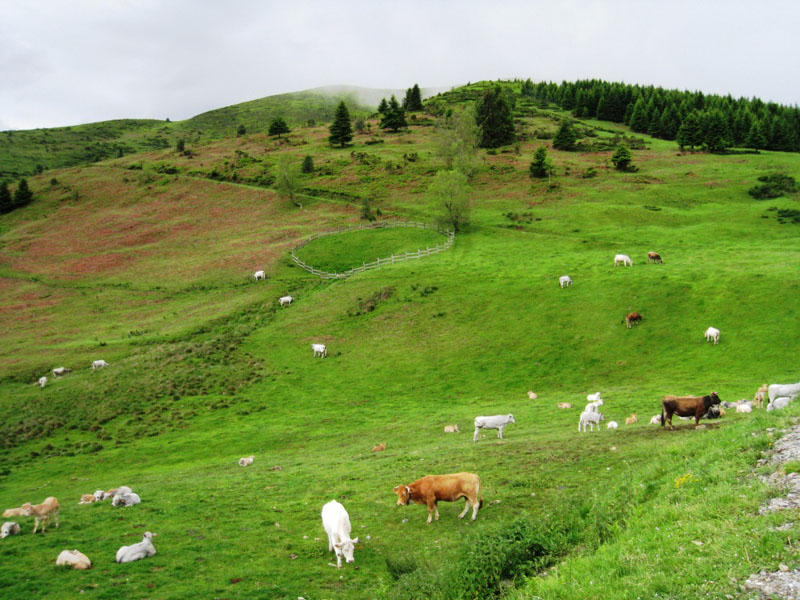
611,143 -> 634,171
328,101 -> 353,147
427,169 -> 471,233
476,84 -> 515,148
269,117 -> 290,138
0,181 -> 12,214
552,119 -> 578,151
380,95 -> 407,132
274,155 -> 303,208
529,146 -> 554,179
403,84 -> 423,111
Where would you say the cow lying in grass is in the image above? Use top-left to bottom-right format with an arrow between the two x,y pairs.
393,472 -> 483,524
661,392 -> 721,429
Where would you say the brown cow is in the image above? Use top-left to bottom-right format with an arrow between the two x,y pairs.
661,392 -> 721,429
22,496 -> 59,533
393,472 -> 483,524
647,252 -> 663,264
624,312 -> 643,328
372,442 -> 386,452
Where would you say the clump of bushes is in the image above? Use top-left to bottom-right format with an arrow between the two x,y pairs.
748,173 -> 798,199
347,287 -> 395,317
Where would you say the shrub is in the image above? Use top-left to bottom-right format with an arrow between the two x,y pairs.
748,173 -> 798,199
301,155 -> 314,174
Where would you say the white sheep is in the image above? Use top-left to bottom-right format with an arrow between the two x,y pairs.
116,532 -> 157,563
1,521 -> 20,538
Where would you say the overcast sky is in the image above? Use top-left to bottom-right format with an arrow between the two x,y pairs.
1,0 -> 798,130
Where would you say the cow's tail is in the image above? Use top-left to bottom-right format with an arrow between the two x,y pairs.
477,476 -> 484,509
660,402 -> 665,428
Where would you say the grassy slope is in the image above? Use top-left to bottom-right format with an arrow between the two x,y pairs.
0,84 -> 799,599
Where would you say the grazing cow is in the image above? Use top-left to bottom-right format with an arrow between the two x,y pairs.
78,494 -> 98,505
754,384 -> 768,408
768,383 -> 800,403
1,521 -> 20,538
527,391 -> 538,400
112,492 -> 141,507
37,376 -> 47,388
253,270 -> 265,281
647,252 -> 663,264
52,367 -> 71,377
312,343 -> 327,358
321,500 -> 359,568
238,455 -> 254,467
624,312 -> 643,329
587,392 -> 602,403
2,507 -> 27,518
56,549 -> 92,570
578,411 -> 603,432
649,414 -> 662,425
704,327 -> 720,345
473,414 -> 515,442
607,421 -> 618,430
92,359 -> 109,370
443,424 -> 460,433
372,442 -> 386,452
279,295 -> 294,307
661,392 -> 721,429
559,275 -> 572,288
768,397 -> 792,412
625,413 -> 638,425
393,472 -> 482,524
558,402 -> 572,409
116,532 -> 157,563
614,254 -> 633,267
22,497 -> 59,533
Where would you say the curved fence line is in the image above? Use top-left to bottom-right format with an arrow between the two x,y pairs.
290,220 -> 455,280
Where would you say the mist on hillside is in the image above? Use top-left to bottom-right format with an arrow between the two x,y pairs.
309,84 -> 454,108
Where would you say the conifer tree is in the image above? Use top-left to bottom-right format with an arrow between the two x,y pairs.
380,95 -> 407,132
269,117 -> 290,138
703,109 -> 730,152
611,144 -> 633,171
12,178 -> 33,209
552,119 -> 578,151
377,98 -> 388,114
328,101 -> 353,147
676,112 -> 703,150
476,84 -> 515,148
0,181 -> 12,214
237,124 -> 246,136
520,78 -> 535,97
404,84 -> 423,111
745,120 -> 768,150
659,105 -> 681,140
529,146 -> 553,179
301,155 -> 314,174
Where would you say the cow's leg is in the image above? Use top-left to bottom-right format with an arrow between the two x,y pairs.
426,500 -> 435,524
473,426 -> 480,442
434,501 -> 440,521
54,512 -> 59,528
32,518 -> 39,534
458,498 -> 470,519
472,497 -> 479,520
498,425 -> 504,439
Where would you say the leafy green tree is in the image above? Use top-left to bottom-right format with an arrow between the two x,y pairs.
237,124 -> 246,136
529,146 -> 553,179
380,95 -> 407,132
0,181 -> 12,214
552,119 -> 578,151
176,138 -> 185,152
301,155 -> 314,174
377,97 -> 388,115
428,169 -> 471,232
328,101 -> 353,147
274,155 -> 303,207
476,84 -> 515,148
611,144 -> 634,171
404,84 -> 423,111
676,112 -> 703,150
269,117 -> 290,138
435,105 -> 479,177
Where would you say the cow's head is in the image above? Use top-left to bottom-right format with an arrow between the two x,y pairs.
21,502 -> 33,516
334,536 -> 359,563
508,414 -> 515,423
709,392 -> 721,404
393,485 -> 412,506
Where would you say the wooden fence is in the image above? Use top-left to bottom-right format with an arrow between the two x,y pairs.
290,221 -> 455,280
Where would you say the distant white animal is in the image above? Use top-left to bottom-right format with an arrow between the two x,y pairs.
768,383 -> 800,403
585,401 -> 603,413
473,414 -> 515,441
321,500 -> 359,569
312,343 -> 327,358
112,492 -> 141,507
614,254 -> 633,267
93,490 -> 105,501
37,376 -> 47,388
101,486 -> 131,501
558,402 -> 572,409
56,549 -> 91,570
559,275 -> 572,288
239,455 -> 254,467
116,532 -> 157,563
587,392 -> 603,403
607,421 -> 618,430
1,521 -> 20,538
92,359 -> 109,370
736,403 -> 753,413
579,411 -> 603,432
649,414 -> 662,425
279,295 -> 294,307
768,397 -> 792,411
443,424 -> 460,433
52,367 -> 71,377
704,327 -> 720,345
254,270 -> 265,280
527,391 -> 538,400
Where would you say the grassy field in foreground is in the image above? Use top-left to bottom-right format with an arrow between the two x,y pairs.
1,83 -> 800,599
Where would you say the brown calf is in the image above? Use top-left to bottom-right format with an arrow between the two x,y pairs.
754,384 -> 767,408
661,392 -> 721,429
647,252 -> 663,264
372,442 -> 386,452
624,312 -> 643,328
22,496 -> 60,533
625,413 -> 638,425
393,472 -> 482,524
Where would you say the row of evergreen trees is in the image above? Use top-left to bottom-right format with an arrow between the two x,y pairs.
520,78 -> 800,152
0,179 -> 33,214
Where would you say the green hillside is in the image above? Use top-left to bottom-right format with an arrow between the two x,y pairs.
0,81 -> 799,599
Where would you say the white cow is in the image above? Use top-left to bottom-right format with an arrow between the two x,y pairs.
614,254 -> 633,267
112,492 -> 141,507
607,421 -> 618,430
559,275 -> 572,288
321,500 -> 358,569
238,455 -> 254,467
585,401 -> 603,413
312,343 -> 327,358
1,521 -> 20,538
704,327 -> 720,345
527,391 -> 538,400
587,392 -> 603,403
92,359 -> 109,370
768,383 -> 800,403
56,549 -> 91,570
37,376 -> 47,388
736,403 -> 753,413
768,397 -> 792,412
279,295 -> 294,307
116,532 -> 157,563
52,367 -> 71,377
579,411 -> 603,432
473,414 -> 515,442
649,414 -> 662,425
254,270 -> 265,280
